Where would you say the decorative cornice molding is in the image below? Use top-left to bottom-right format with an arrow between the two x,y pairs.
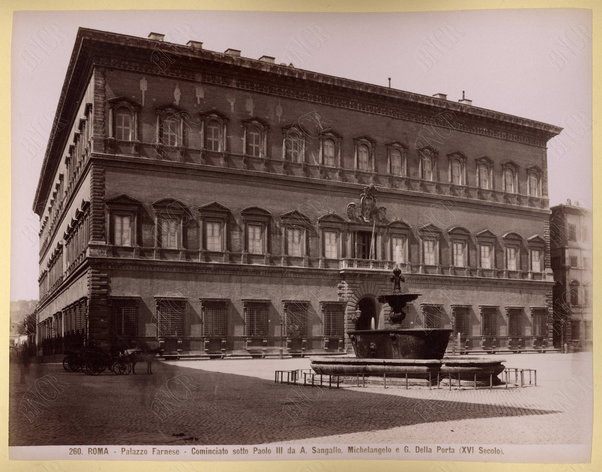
97,55 -> 554,150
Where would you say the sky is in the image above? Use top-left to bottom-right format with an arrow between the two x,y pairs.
10,9 -> 592,301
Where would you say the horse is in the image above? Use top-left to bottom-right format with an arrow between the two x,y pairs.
130,344 -> 162,375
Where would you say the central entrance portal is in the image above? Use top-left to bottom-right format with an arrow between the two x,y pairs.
356,297 -> 377,330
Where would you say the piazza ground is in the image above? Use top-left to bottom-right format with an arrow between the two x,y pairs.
9,352 -> 592,446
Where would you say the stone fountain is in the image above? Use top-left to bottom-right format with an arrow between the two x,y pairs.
311,267 -> 506,386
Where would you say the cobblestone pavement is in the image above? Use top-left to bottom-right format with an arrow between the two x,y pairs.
9,353 -> 592,447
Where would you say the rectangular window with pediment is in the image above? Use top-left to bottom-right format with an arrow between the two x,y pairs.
323,231 -> 339,259
356,231 -> 375,260
506,246 -> 518,271
391,236 -> 407,264
286,227 -> 304,257
423,239 -> 438,265
159,217 -> 180,249
247,224 -> 265,255
452,241 -> 467,267
480,244 -> 493,269
205,221 -> 223,252
530,249 -> 542,272
113,214 -> 133,247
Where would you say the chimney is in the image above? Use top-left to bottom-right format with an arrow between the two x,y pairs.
224,48 -> 241,57
458,90 -> 472,105
187,40 -> 203,50
259,55 -> 275,63
567,198 -> 572,206
148,32 -> 165,41
433,93 -> 447,99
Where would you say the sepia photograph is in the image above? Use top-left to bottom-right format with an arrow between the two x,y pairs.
8,7 -> 593,465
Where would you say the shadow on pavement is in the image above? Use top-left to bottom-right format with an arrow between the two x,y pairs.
9,361 -> 560,446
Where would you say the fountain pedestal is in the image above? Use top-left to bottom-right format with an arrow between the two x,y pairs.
310,267 -> 506,386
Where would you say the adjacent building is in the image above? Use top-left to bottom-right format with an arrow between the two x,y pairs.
550,201 -> 592,351
33,28 -> 562,357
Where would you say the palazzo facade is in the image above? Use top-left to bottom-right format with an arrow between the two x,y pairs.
34,28 -> 561,357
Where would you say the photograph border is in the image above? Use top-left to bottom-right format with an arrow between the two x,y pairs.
1,0 -> 599,471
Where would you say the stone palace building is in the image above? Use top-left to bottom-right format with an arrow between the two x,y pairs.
33,28 -> 562,357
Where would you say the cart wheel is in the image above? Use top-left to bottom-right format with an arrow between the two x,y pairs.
112,360 -> 129,375
68,356 -> 82,372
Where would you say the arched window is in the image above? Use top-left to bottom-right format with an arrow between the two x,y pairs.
357,144 -> 370,171
448,153 -> 466,185
388,146 -> 406,176
200,111 -> 228,152
244,119 -> 267,158
162,116 -> 179,147
451,160 -> 463,185
424,157 -> 433,180
322,138 -> 336,167
448,227 -> 471,268
476,229 -> 497,269
419,148 -> 437,181
283,127 -> 305,163
527,167 -> 542,197
503,232 -> 523,271
354,138 -> 374,172
476,157 -> 493,190
206,119 -> 222,151
502,164 -> 518,194
156,108 -> 184,148
419,224 -> 441,265
115,108 -> 133,141
109,98 -> 139,142
247,125 -> 261,157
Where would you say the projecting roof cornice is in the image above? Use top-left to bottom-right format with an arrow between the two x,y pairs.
33,27 -> 563,215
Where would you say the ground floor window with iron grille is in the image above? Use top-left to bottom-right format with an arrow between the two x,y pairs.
75,299 -> 86,332
532,310 -> 547,337
285,302 -> 308,338
423,305 -> 443,328
245,302 -> 269,337
481,308 -> 498,336
156,299 -> 185,337
454,307 -> 470,336
323,303 -> 345,337
202,301 -> 228,337
508,309 -> 523,337
112,300 -> 138,337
